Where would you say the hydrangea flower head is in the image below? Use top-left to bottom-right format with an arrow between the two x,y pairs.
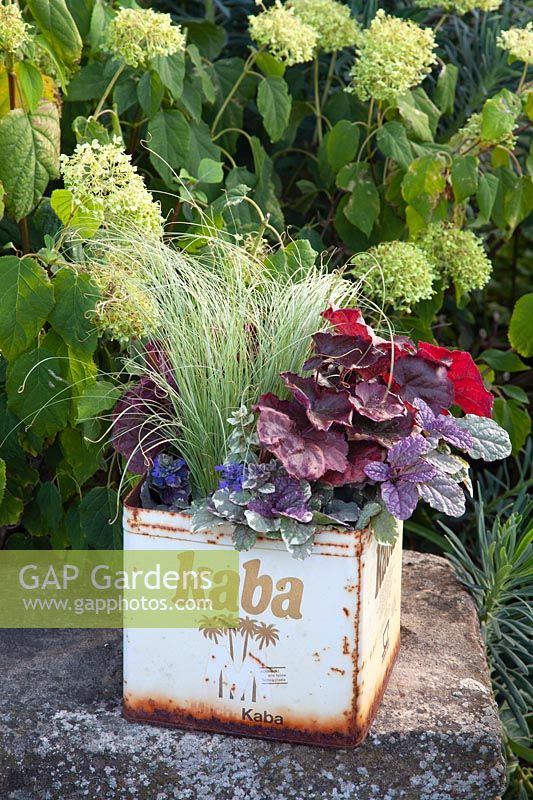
0,3 -> 31,54
248,1 -> 317,66
347,10 -> 437,103
416,222 -> 492,297
498,23 -> 533,65
105,7 -> 186,69
350,241 -> 438,312
289,0 -> 361,53
91,256 -> 161,344
415,0 -> 501,14
60,137 -> 163,235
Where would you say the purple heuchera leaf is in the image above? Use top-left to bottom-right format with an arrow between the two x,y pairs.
392,356 -> 454,413
351,381 -> 406,422
413,398 -> 474,450
254,394 -> 349,481
281,372 -> 353,431
247,474 -> 313,523
323,440 -> 385,486
303,332 -> 386,371
112,377 -> 172,473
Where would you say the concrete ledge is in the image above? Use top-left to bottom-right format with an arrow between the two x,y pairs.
0,551 -> 505,800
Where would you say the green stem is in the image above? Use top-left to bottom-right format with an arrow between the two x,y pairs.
94,62 -> 126,118
321,50 -> 337,109
313,55 -> 323,145
211,50 -> 258,135
434,13 -> 447,34
517,62 -> 528,94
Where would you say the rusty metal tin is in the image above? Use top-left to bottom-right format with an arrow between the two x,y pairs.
123,486 -> 402,748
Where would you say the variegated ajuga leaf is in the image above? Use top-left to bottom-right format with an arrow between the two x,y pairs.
425,449 -> 468,474
454,415 -> 512,461
371,505 -> 399,545
233,524 -> 257,551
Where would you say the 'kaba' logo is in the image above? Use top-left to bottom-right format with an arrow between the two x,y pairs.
242,708 -> 284,724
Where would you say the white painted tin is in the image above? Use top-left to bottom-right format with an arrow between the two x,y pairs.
123,485 -> 402,748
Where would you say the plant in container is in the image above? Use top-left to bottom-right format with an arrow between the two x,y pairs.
105,231 -> 511,747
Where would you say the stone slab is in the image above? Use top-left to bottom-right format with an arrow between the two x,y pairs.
0,551 -> 505,800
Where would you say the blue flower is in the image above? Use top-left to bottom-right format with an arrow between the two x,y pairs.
149,453 -> 190,507
215,462 -> 246,492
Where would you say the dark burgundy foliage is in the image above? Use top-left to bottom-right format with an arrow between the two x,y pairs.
254,306 -> 494,489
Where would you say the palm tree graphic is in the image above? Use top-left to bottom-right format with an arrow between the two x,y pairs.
239,616 -> 259,661
253,621 -> 280,650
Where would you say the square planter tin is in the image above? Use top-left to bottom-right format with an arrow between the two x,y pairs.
123,485 -> 403,748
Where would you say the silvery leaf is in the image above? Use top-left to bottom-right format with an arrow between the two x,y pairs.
312,510 -> 349,527
279,517 -> 316,546
355,501 -> 382,530
454,415 -> 512,461
244,510 -> 281,533
233,524 -> 257,551
425,450 -> 468,475
228,490 -> 252,506
191,505 -> 219,531
417,474 -> 466,517
371,506 -> 399,545
286,536 -> 315,560
211,490 -> 246,522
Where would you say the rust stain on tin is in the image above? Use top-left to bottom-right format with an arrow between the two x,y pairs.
342,607 -> 349,617
123,695 -> 359,748
330,667 -> 346,676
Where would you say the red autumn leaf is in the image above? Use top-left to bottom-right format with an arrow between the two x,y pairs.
418,341 -> 493,417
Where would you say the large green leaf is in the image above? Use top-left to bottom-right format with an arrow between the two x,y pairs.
6,346 -> 71,437
402,155 -> 446,222
257,75 -> 291,144
0,490 -> 23,527
60,426 -> 102,484
493,398 -> 531,457
434,63 -> 458,115
0,102 -> 60,220
16,61 -> 44,113
137,70 -> 164,119
27,0 -> 82,66
337,162 -> 380,237
48,267 -> 98,356
74,379 -> 120,423
66,63 -> 107,101
148,109 -> 190,185
152,52 -> 186,102
79,487 -> 122,548
451,155 -> 478,203
476,173 -> 499,223
481,89 -> 521,143
186,119 -> 221,177
326,120 -> 360,173
509,293 -> 533,358
376,121 -> 412,169
0,256 -> 54,361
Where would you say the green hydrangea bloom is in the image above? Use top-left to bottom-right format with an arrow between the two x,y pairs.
347,10 -> 437,104
416,222 -> 493,296
498,23 -> 533,65
289,0 -> 361,53
415,0 -> 501,14
91,261 -> 160,344
104,7 -> 186,69
60,138 -> 163,236
0,3 -> 30,54
350,241 -> 437,312
248,1 -> 317,66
